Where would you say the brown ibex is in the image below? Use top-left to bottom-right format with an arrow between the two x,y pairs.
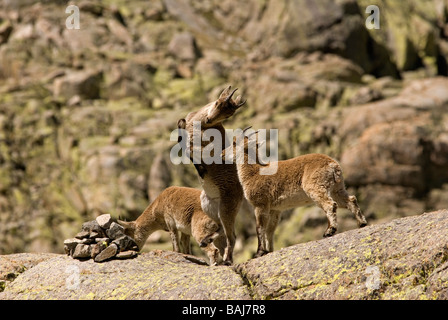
118,186 -> 224,265
223,129 -> 368,257
177,85 -> 246,264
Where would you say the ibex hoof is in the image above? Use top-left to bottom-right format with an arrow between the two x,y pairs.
359,222 -> 367,228
253,250 -> 269,258
323,227 -> 337,238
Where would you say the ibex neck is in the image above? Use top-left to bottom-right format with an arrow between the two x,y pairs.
134,199 -> 165,249
236,154 -> 261,181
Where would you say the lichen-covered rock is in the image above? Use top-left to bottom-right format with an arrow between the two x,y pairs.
96,214 -> 113,229
116,250 -> 139,259
337,77 -> 448,217
0,251 -> 251,299
72,244 -> 92,259
0,0 -> 448,261
0,253 -> 59,293
357,0 -> 444,73
90,241 -> 107,259
63,238 -> 81,256
2,211 -> 448,299
168,32 -> 200,62
94,243 -> 118,263
81,221 -> 105,237
106,222 -> 125,240
235,209 -> 448,300
53,69 -> 103,100
74,231 -> 90,240
66,217 -> 138,262
112,235 -> 137,252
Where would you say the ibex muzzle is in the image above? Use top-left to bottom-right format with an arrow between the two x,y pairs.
205,86 -> 246,125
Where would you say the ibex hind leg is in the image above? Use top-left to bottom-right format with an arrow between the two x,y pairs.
265,210 -> 281,253
348,195 -> 367,228
307,188 -> 338,238
322,201 -> 338,238
332,187 -> 367,228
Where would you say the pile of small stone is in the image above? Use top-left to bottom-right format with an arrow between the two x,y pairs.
64,214 -> 138,262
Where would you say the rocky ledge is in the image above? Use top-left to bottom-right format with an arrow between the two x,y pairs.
1,210 -> 448,300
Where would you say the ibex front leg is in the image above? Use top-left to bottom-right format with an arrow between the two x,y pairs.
218,201 -> 239,265
254,205 -> 271,258
169,229 -> 181,252
180,233 -> 191,254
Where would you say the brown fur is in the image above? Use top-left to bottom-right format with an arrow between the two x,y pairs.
118,186 -> 224,265
177,86 -> 245,264
225,135 -> 367,257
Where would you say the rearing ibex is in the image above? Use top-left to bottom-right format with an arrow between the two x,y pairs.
177,85 -> 246,264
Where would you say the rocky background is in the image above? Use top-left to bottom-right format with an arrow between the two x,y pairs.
0,0 -> 448,263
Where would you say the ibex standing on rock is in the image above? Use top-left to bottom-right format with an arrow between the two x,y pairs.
118,186 -> 224,265
177,86 -> 246,264
222,129 -> 368,257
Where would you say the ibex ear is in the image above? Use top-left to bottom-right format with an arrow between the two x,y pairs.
218,85 -> 232,100
247,130 -> 259,139
177,119 -> 186,129
221,144 -> 231,161
257,140 -> 266,149
242,126 -> 252,133
177,119 -> 186,143
117,220 -> 136,232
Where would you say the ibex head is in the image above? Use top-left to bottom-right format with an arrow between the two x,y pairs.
205,85 -> 246,125
117,220 -> 136,240
221,126 -> 268,166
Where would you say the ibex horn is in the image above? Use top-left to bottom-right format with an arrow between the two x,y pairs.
247,130 -> 259,138
242,126 -> 253,133
236,99 -> 246,108
234,95 -> 246,109
225,88 -> 238,103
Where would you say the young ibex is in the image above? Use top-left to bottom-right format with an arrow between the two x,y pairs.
223,129 -> 367,257
177,85 -> 246,264
118,186 -> 224,265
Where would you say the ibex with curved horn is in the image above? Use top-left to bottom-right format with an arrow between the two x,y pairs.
177,85 -> 246,264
